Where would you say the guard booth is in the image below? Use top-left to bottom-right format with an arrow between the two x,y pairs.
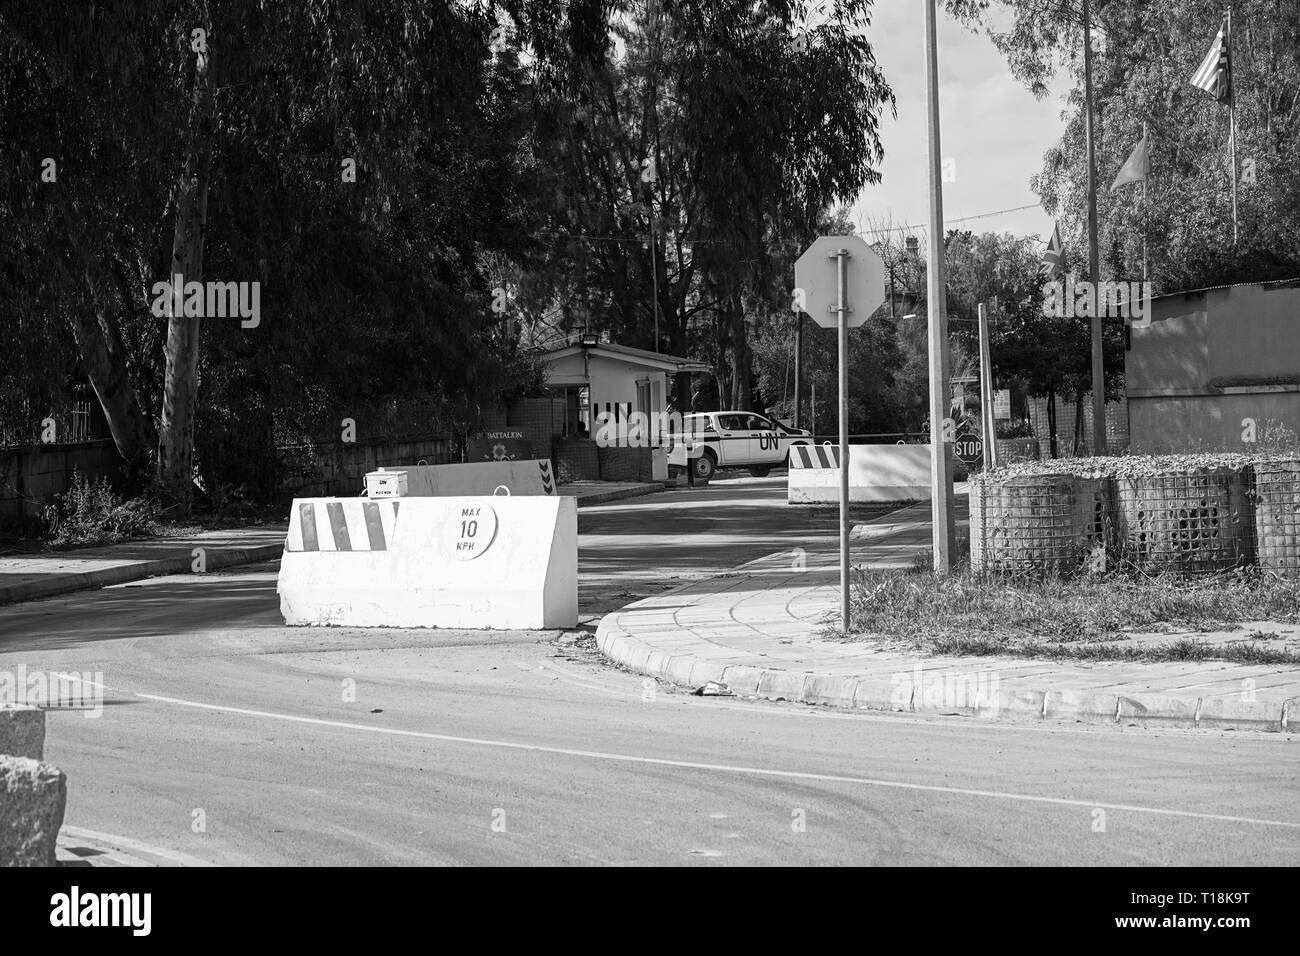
489,337 -> 711,478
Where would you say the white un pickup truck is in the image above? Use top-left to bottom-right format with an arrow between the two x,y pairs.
667,411 -> 812,481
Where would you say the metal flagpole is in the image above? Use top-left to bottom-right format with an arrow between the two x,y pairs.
1084,0 -> 1106,457
1142,122 -> 1149,283
1228,6 -> 1238,245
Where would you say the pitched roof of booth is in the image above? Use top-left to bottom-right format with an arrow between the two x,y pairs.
541,341 -> 711,374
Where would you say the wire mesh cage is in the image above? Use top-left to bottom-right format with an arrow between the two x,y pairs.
971,474 -> 1112,576
1114,466 -> 1254,575
1252,459 -> 1300,575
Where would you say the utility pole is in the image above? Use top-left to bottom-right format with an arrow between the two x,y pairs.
924,0 -> 954,571
1084,0 -> 1105,456
978,302 -> 996,472
793,312 -> 804,430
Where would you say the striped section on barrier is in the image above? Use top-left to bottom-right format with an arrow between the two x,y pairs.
790,445 -> 841,469
286,500 -> 401,552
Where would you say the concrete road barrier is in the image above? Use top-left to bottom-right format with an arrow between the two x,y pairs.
0,705 -> 44,761
788,444 -> 932,503
370,459 -> 557,497
279,495 -> 577,629
0,755 -> 66,867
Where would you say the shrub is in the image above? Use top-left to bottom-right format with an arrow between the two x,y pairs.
44,470 -> 160,549
995,419 -> 1035,440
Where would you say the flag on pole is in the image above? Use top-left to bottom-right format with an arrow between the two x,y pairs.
1190,18 -> 1232,105
1041,223 -> 1064,280
1109,132 -> 1150,192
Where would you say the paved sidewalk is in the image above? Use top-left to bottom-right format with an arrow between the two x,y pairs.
0,481 -> 664,608
0,526 -> 288,607
597,501 -> 1300,732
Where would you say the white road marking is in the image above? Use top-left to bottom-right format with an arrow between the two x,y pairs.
60,826 -> 217,867
135,691 -> 1300,831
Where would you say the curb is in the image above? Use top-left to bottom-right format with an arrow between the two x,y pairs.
0,543 -> 285,608
596,621 -> 1294,732
594,509 -> 1297,734
571,483 -> 665,507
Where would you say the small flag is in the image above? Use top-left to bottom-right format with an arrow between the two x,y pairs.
1190,19 -> 1232,105
1041,223 -> 1064,280
1109,132 -> 1150,192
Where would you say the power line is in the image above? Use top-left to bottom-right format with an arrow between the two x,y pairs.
858,202 -> 1046,238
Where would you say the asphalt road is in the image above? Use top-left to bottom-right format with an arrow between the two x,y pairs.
1,477 -> 1297,866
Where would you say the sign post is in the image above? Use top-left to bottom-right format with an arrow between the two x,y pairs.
794,235 -> 885,634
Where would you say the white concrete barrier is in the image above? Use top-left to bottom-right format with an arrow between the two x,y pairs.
370,459 -> 556,497
788,444 -> 932,503
278,495 -> 577,629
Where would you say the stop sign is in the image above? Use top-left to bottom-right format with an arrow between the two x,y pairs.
955,435 -> 984,466
793,235 -> 886,329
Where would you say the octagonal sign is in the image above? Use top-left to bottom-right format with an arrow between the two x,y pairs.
793,235 -> 886,329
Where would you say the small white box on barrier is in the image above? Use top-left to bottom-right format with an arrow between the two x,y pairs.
278,494 -> 577,629
364,469 -> 408,498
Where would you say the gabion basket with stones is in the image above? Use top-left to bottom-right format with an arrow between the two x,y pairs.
1252,458 -> 1300,575
1114,466 -> 1254,574
970,474 -> 1112,576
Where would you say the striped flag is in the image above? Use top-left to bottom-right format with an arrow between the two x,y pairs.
1109,132 -> 1150,192
1041,223 -> 1064,280
1190,19 -> 1232,105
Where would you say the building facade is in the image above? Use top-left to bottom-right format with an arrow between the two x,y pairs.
1127,280 -> 1300,453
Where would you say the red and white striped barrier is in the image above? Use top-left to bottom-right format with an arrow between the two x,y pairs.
787,444 -> 933,503
286,499 -> 401,552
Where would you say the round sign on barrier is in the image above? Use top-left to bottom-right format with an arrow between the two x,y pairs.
493,484 -> 511,496
447,502 -> 499,560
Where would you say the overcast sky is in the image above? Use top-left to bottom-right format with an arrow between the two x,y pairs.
851,2 -> 1070,250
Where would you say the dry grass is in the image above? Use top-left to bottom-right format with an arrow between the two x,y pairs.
840,566 -> 1300,663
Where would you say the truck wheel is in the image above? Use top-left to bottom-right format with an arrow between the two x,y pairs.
693,451 -> 717,482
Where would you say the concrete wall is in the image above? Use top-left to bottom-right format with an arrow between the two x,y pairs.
1128,282 -> 1300,452
279,436 -> 452,498
0,440 -> 123,525
1129,392 -> 1300,453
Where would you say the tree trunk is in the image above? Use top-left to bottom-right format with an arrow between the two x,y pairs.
157,37 -> 216,514
1047,390 -> 1059,459
730,295 -> 752,410
1073,389 -> 1085,456
56,204 -> 158,478
65,301 -> 157,477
